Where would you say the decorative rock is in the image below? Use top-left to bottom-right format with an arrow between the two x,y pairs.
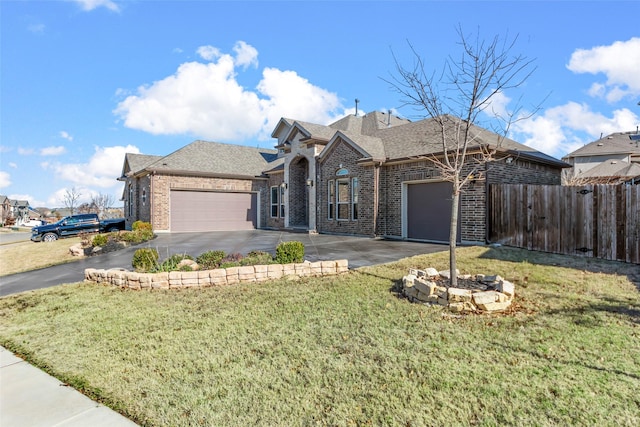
69,243 -> 84,256
477,301 -> 511,312
434,286 -> 448,299
403,274 -> 416,287
497,280 -> 515,298
413,278 -> 436,296
424,268 -> 439,278
178,259 -> 199,270
439,269 -> 460,280
447,288 -> 472,303
472,291 -> 500,305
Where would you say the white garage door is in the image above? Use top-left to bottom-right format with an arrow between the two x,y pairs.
170,191 -> 257,232
406,181 -> 460,242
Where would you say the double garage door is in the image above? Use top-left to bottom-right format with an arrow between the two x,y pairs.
406,181 -> 461,243
170,190 -> 257,232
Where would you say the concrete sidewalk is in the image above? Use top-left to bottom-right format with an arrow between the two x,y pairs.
0,346 -> 138,426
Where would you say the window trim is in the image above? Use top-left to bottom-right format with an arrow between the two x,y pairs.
351,177 -> 358,221
328,179 -> 335,220
280,185 -> 285,218
336,178 -> 350,221
270,186 -> 279,218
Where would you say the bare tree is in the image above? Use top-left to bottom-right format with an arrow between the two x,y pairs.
63,187 -> 81,215
92,192 -> 115,218
386,26 -> 538,286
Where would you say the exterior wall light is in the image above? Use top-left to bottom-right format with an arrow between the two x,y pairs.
280,182 -> 287,189
306,179 -> 314,187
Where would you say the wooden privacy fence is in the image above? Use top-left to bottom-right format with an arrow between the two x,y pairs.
489,184 -> 640,264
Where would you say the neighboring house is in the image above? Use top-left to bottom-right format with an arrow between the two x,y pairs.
121,112 -> 568,244
562,130 -> 640,185
9,199 -> 30,225
0,195 -> 11,225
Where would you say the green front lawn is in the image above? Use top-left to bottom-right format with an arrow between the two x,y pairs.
1,246 -> 638,426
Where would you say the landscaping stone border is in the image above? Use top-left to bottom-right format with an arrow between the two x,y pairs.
84,259 -> 349,290
402,268 -> 515,313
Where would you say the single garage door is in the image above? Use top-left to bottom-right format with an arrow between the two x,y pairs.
170,191 -> 257,232
406,181 -> 460,242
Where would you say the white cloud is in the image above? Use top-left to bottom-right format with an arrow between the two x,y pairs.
512,102 -> 639,158
0,171 -> 11,188
70,0 -> 120,12
9,162 -> 17,169
44,145 -> 139,189
60,131 -> 73,141
114,42 -> 343,142
41,146 -> 67,156
197,45 -> 221,61
567,37 -> 640,103
233,41 -> 258,69
17,147 -> 36,155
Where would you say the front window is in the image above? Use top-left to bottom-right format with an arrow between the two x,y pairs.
352,177 -> 358,220
142,189 -> 147,206
328,180 -> 335,220
337,179 -> 350,220
270,186 -> 279,217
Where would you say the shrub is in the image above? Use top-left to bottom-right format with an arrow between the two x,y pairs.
196,250 -> 226,269
132,248 -> 159,272
132,221 -> 152,232
241,250 -> 274,266
219,253 -> 243,268
92,234 -> 108,247
155,254 -> 194,272
275,241 -> 304,264
120,228 -> 154,244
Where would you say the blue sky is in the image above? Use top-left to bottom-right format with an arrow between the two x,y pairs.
1,0 -> 639,208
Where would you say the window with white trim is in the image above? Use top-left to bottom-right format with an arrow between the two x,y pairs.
280,185 -> 285,218
270,186 -> 279,218
351,177 -> 358,220
328,180 -> 334,220
142,189 -> 147,206
336,179 -> 350,220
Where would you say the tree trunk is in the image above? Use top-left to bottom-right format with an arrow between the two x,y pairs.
449,186 -> 460,287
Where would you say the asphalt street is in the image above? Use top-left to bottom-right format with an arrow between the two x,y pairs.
0,230 -> 447,297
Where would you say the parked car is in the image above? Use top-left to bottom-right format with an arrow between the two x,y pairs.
31,214 -> 126,242
22,219 -> 46,227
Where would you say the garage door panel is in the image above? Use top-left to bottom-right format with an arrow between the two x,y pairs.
407,182 -> 460,242
171,191 -> 257,232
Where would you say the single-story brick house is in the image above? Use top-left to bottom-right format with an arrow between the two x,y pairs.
120,111 -> 568,243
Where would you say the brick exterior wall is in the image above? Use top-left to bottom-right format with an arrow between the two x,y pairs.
317,140 -> 375,236
142,173 -> 266,232
378,155 -> 563,243
289,157 -> 309,227
264,172 -> 285,229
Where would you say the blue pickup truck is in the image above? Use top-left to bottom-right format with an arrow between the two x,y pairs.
31,213 -> 126,242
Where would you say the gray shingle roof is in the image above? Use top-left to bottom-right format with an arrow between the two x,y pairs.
124,153 -> 163,175
145,140 -> 279,177
578,160 -> 640,178
563,131 -> 640,159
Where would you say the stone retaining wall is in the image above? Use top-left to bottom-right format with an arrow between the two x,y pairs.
402,268 -> 515,313
84,260 -> 349,290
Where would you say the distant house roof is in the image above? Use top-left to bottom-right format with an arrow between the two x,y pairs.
576,160 -> 640,184
563,131 -> 640,159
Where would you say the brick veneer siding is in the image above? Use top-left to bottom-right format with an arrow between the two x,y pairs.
264,172 -> 285,229
289,157 -> 309,227
378,155 -> 563,243
148,173 -> 267,232
317,140 -> 375,236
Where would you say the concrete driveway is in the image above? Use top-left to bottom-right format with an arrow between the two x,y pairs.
0,230 -> 446,297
